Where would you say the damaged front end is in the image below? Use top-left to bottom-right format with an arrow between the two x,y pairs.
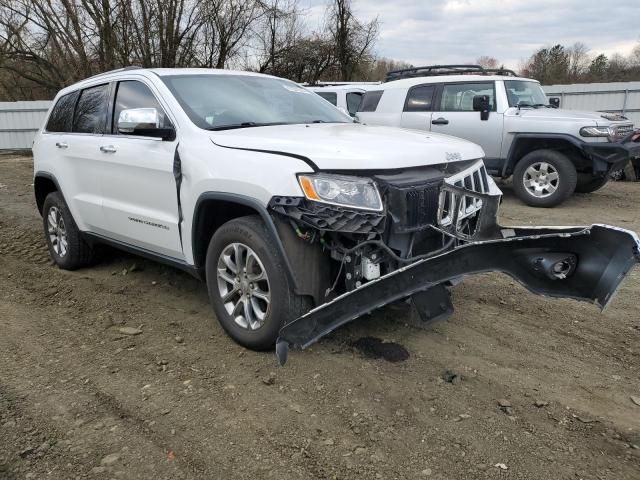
270,160 -> 640,365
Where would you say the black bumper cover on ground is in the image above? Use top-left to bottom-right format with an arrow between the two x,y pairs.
276,224 -> 640,365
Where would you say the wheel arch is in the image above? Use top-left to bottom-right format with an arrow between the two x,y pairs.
191,192 -> 300,293
34,171 -> 62,215
503,134 -> 589,177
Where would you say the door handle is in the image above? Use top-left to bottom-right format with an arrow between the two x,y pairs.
55,142 -> 68,149
99,145 -> 117,153
431,118 -> 449,125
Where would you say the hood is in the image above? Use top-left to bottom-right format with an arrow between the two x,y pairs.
513,107 -> 630,126
210,123 -> 484,170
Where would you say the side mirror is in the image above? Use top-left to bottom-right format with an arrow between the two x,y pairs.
549,97 -> 560,108
118,108 -> 175,140
472,95 -> 491,121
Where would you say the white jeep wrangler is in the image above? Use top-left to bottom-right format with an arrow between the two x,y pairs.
356,65 -> 640,207
33,67 -> 639,363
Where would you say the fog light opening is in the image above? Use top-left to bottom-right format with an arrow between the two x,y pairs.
551,259 -> 573,280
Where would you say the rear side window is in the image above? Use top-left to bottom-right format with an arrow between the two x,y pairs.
73,84 -> 110,134
45,91 -> 78,133
113,80 -> 171,134
316,91 -> 337,106
358,90 -> 383,112
346,92 -> 363,115
404,85 -> 435,112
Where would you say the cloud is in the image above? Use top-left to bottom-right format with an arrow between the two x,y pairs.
301,0 -> 640,68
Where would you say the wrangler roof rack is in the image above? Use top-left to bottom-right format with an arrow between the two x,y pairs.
385,65 -> 518,82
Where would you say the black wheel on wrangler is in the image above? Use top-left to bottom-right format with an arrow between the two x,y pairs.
205,215 -> 311,350
575,173 -> 609,193
42,192 -> 95,270
513,149 -> 577,207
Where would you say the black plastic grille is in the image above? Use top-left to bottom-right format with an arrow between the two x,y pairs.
385,182 -> 440,233
404,185 -> 440,228
269,197 -> 385,234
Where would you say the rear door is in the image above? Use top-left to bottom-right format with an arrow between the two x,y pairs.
399,84 -> 435,131
99,79 -> 183,259
64,83 -> 112,232
429,81 -> 504,158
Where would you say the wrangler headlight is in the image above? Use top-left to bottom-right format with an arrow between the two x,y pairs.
580,126 -> 613,137
298,174 -> 383,211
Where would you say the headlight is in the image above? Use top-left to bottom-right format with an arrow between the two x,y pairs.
298,173 -> 383,211
580,126 -> 613,137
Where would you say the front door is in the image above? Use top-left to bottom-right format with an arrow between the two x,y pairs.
430,81 -> 504,159
99,80 -> 183,259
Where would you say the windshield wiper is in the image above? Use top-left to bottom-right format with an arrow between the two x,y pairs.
208,121 -> 288,131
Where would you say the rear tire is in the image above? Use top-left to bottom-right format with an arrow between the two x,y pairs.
205,215 -> 311,350
512,149 -> 577,207
42,192 -> 95,270
575,173 -> 609,193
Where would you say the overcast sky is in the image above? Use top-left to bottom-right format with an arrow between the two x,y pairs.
303,0 -> 640,69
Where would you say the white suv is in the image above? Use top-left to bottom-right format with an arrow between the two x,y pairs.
33,67 -> 639,362
357,65 -> 640,207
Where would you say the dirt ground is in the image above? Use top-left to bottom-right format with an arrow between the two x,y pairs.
1,154 -> 639,480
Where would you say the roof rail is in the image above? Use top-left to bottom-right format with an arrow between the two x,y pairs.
84,65 -> 143,81
385,65 -> 518,82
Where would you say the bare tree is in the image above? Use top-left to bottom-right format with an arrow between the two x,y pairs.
202,0 -> 261,68
326,0 -> 378,81
254,0 -> 302,74
567,42 -> 589,81
476,56 -> 499,69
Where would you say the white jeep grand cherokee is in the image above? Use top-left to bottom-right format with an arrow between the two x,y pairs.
33,67 -> 639,363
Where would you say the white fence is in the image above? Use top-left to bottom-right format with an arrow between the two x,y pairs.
0,82 -> 639,150
0,101 -> 51,150
543,82 -> 640,125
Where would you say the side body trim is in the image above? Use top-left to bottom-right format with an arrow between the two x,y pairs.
83,232 -> 202,279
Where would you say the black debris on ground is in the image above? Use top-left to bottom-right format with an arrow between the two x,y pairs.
350,337 -> 410,362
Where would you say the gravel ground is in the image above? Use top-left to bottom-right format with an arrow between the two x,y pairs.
1,155 -> 639,480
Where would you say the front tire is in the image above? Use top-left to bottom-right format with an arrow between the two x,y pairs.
42,192 -> 95,269
512,149 -> 577,207
205,215 -> 310,350
575,173 -> 609,193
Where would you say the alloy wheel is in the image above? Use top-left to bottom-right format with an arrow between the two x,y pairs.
523,162 -> 559,198
47,206 -> 68,257
216,242 -> 271,330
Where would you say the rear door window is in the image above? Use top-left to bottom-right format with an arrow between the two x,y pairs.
404,85 -> 435,112
316,91 -> 338,106
358,90 -> 383,112
45,91 -> 79,133
72,84 -> 110,134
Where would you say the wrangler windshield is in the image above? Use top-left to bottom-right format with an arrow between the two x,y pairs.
161,74 -> 350,130
505,80 -> 549,107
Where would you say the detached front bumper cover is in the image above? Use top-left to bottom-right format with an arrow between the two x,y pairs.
276,224 -> 640,365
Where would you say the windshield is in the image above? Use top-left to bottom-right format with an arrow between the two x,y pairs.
161,74 -> 350,130
504,80 -> 549,107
